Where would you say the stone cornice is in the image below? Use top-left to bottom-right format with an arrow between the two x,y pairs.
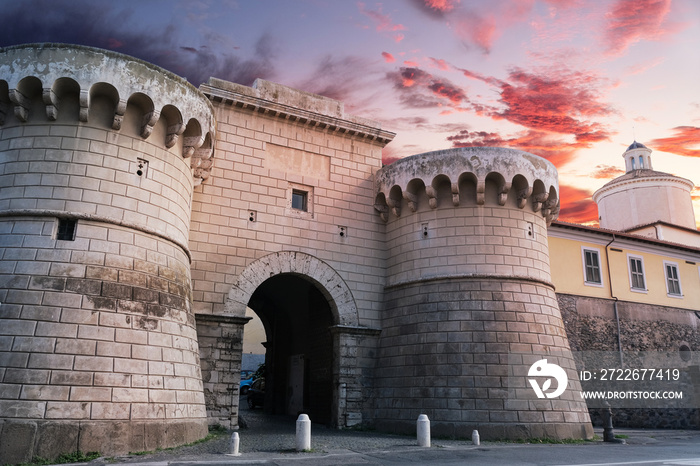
194,313 -> 252,326
199,82 -> 395,146
385,273 -> 556,292
592,173 -> 695,203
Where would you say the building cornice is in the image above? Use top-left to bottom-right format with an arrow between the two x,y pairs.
199,82 -> 395,146
593,172 -> 694,203
549,221 -> 700,257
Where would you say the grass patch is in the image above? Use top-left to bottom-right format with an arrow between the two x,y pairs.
129,429 -> 229,456
615,434 -> 629,439
19,450 -> 100,466
513,437 -> 593,444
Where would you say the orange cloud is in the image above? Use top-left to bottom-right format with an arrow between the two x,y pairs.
590,164 -> 625,179
691,186 -> 700,202
382,52 -> 396,63
557,184 -> 599,225
649,126 -> 700,158
603,0 -> 673,56
447,129 -> 580,167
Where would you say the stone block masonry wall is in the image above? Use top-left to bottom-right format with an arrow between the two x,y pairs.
0,217 -> 207,459
0,44 -> 216,463
195,314 -> 249,429
191,80 -> 392,329
191,80 -> 393,426
377,278 -> 591,439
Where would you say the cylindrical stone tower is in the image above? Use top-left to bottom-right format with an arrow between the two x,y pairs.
373,147 -> 592,440
0,44 -> 215,463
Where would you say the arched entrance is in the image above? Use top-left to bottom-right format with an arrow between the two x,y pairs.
249,274 -> 333,423
225,251 -> 362,427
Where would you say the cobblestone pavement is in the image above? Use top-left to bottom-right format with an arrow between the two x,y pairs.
85,398 -> 700,465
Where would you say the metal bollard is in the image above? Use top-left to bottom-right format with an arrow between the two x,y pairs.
472,429 -> 480,446
417,414 -> 431,447
228,432 -> 241,456
296,413 -> 311,451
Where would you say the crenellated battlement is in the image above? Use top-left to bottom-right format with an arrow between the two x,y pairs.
374,147 -> 560,225
0,44 -> 216,183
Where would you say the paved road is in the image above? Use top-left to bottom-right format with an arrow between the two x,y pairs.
79,399 -> 700,466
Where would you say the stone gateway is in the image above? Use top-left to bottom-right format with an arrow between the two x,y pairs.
13,42 -> 700,463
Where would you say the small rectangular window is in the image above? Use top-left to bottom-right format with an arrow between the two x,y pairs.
664,262 -> 682,296
292,190 -> 308,211
629,256 -> 646,290
583,248 -> 602,285
56,218 -> 77,241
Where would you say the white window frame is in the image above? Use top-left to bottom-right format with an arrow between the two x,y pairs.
663,261 -> 682,297
581,246 -> 603,287
627,254 -> 647,293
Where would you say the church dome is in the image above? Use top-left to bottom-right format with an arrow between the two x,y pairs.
627,140 -> 647,151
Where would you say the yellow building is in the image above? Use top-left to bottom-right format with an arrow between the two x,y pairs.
550,222 -> 700,312
547,141 -> 699,429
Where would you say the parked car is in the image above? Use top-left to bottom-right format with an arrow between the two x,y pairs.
247,377 -> 265,409
239,371 -> 255,395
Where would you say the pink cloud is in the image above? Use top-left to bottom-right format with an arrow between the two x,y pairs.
403,60 -> 419,67
382,52 -> 396,63
423,0 -> 459,12
453,12 -> 497,53
459,65 -> 615,146
429,57 -> 450,71
358,3 -> 406,32
388,67 -> 467,108
603,0 -> 673,55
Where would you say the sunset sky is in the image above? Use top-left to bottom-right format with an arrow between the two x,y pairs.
2,0 -> 699,227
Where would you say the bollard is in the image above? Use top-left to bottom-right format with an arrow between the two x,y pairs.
296,413 -> 311,451
228,432 -> 240,456
602,402 -> 625,444
472,429 -> 480,446
417,414 -> 431,447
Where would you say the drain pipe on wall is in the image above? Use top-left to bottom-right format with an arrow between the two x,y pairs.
604,233 -> 624,366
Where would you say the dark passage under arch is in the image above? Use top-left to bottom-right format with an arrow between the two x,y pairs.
247,273 -> 334,424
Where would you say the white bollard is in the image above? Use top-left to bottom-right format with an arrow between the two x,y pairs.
296,413 -> 311,451
228,432 -> 241,456
472,429 -> 480,446
417,414 -> 431,447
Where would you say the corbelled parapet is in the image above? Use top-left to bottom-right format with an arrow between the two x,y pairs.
373,147 -> 592,440
374,147 -> 560,225
0,44 -> 215,184
0,44 -> 214,463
